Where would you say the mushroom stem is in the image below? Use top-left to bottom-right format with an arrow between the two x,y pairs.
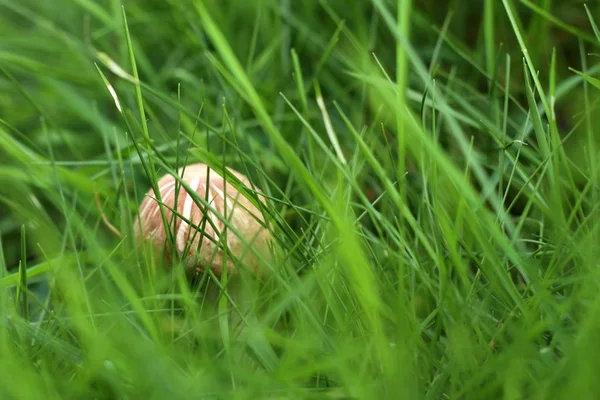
202,273 -> 279,370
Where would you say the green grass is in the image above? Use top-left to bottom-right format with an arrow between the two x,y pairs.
1,0 -> 600,398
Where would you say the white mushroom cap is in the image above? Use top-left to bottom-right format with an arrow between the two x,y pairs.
133,163 -> 272,276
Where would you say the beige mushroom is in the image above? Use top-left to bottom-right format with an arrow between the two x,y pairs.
133,163 -> 272,277
134,163 -> 278,365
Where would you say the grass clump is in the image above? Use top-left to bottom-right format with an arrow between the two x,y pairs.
1,0 -> 600,398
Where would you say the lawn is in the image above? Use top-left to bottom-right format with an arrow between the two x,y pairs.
1,0 -> 600,398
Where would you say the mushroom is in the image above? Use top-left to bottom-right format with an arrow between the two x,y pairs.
134,162 -> 279,365
133,162 -> 273,278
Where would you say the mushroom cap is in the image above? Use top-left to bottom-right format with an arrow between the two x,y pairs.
133,163 -> 272,276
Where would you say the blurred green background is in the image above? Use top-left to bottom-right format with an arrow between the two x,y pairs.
1,0 -> 600,398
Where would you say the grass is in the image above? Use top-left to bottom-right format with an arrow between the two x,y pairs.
1,0 -> 600,398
